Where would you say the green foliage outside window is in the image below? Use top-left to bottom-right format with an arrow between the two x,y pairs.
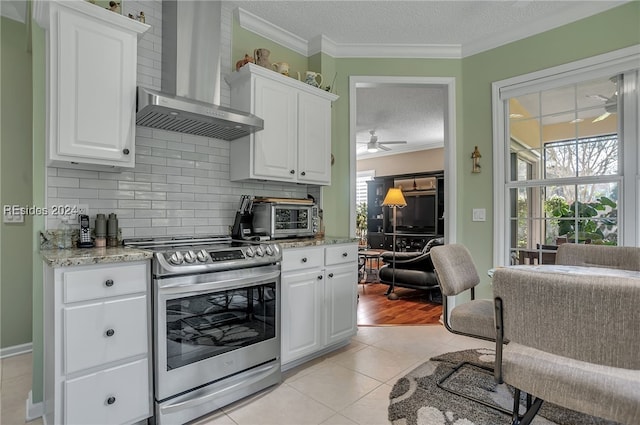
544,195 -> 617,244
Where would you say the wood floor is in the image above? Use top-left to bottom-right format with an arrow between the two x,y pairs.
357,281 -> 443,326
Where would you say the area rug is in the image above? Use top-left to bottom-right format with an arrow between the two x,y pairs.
388,348 -> 619,425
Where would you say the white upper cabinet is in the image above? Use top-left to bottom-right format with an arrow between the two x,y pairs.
34,0 -> 149,169
227,64 -> 338,185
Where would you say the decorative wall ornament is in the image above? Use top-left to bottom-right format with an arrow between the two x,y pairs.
472,146 -> 481,173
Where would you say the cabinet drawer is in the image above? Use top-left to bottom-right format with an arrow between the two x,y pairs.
282,247 -> 323,272
325,244 -> 358,266
64,295 -> 148,374
65,358 -> 150,425
63,263 -> 147,303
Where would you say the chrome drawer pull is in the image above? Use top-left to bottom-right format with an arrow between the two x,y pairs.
342,252 -> 348,257
105,279 -> 114,287
105,329 -> 115,337
106,396 -> 116,405
301,257 -> 308,263
328,273 -> 334,278
317,275 -> 323,280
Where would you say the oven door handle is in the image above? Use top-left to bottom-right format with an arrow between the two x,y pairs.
158,269 -> 281,293
158,361 -> 280,414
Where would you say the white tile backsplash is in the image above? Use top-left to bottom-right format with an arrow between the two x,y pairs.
46,0 -> 310,236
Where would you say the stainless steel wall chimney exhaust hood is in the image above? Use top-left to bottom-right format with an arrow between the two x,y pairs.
136,1 -> 263,141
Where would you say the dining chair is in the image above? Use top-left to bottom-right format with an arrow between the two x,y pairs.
430,244 -> 510,414
493,266 -> 640,424
430,244 -> 495,340
556,243 -> 640,271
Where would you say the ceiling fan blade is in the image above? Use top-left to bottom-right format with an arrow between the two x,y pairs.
592,111 -> 611,123
378,144 -> 392,151
379,141 -> 407,145
587,94 -> 610,102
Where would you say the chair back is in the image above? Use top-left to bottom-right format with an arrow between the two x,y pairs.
430,244 -> 480,296
556,244 -> 640,271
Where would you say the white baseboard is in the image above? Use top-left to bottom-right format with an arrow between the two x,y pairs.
0,342 -> 32,359
26,390 -> 44,422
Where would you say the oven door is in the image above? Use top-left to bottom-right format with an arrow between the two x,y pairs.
154,265 -> 280,401
273,205 -> 316,238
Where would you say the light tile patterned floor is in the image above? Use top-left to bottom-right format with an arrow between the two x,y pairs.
1,325 -> 492,425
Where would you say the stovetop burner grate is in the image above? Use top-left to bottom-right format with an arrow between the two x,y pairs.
123,235 -> 232,250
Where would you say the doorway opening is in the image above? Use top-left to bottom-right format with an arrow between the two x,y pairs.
349,76 -> 457,325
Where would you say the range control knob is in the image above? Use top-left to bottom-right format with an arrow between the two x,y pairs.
265,245 -> 274,256
184,250 -> 196,263
196,249 -> 208,262
169,251 -> 184,265
255,246 -> 264,257
245,247 -> 255,258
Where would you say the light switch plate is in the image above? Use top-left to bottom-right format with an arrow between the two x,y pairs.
472,208 -> 486,222
3,210 -> 25,223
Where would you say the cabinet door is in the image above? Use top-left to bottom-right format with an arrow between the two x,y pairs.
297,92 -> 332,185
64,295 -> 148,374
281,269 -> 324,364
65,358 -> 150,425
325,264 -> 358,346
252,77 -> 297,180
52,6 -> 136,167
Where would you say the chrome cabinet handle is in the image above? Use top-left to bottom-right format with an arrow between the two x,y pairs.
290,170 -> 295,174
300,171 -> 306,176
105,279 -> 114,287
301,257 -> 308,263
342,252 -> 348,257
317,275 -> 323,280
106,396 -> 116,405
328,273 -> 334,278
122,148 -> 130,155
105,329 -> 115,337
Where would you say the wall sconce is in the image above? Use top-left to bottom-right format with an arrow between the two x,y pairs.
471,146 -> 481,173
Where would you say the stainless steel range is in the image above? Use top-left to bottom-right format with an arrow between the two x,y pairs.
124,235 -> 282,425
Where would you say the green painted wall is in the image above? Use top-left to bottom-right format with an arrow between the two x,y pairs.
460,1 -> 640,298
1,17 -> 34,350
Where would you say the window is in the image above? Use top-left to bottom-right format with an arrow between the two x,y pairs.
493,47 -> 640,266
356,170 -> 375,206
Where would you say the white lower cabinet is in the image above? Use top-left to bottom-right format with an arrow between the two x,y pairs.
65,359 -> 149,425
43,260 -> 151,425
281,243 -> 358,366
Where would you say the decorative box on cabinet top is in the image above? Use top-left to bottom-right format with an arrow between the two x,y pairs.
33,0 -> 149,170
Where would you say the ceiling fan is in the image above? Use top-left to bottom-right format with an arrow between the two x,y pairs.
587,92 -> 618,123
587,76 -> 618,123
357,130 -> 407,153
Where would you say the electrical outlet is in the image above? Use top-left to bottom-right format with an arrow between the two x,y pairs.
472,208 -> 486,222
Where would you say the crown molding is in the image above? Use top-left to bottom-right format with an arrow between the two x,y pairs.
237,1 -> 631,60
330,43 -> 462,59
1,0 -> 28,23
236,7 -> 309,56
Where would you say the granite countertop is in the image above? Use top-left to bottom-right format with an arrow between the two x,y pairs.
276,236 -> 358,249
41,246 -> 153,268
40,235 -> 357,267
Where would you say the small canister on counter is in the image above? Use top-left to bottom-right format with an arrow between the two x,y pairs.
107,213 -> 118,247
95,213 -> 107,247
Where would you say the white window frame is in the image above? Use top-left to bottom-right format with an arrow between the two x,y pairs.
356,169 -> 375,207
492,45 -> 640,266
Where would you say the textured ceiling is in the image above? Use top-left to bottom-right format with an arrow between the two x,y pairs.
227,0 -> 627,159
